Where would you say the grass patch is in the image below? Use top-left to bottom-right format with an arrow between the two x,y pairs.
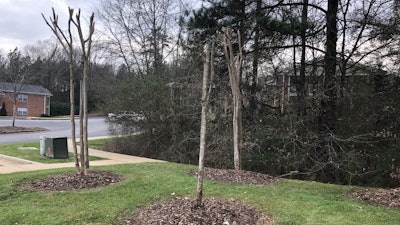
0,142 -> 103,163
0,162 -> 399,225
87,138 -> 114,150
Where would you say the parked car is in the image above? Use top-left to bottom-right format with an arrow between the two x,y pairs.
107,111 -> 145,122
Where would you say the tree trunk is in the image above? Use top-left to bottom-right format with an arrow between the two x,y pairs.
249,0 -> 261,118
298,0 -> 308,117
12,99 -> 16,127
82,59 -> 89,175
320,0 -> 338,133
80,80 -> 85,173
196,43 -> 213,207
316,0 -> 338,182
70,56 -> 79,172
221,28 -> 243,170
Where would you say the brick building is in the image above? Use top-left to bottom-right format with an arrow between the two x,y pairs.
0,82 -> 52,117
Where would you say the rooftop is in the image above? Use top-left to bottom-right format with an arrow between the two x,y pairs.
0,82 -> 52,96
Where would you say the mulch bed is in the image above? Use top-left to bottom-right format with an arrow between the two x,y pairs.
188,168 -> 280,185
0,126 -> 48,134
350,187 -> 400,208
123,169 -> 279,224
19,170 -> 124,192
124,197 -> 274,225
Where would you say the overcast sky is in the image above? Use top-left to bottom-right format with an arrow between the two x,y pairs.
0,0 -> 97,53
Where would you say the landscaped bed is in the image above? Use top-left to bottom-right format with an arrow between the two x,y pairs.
12,164 -> 400,225
1,139 -> 399,224
0,126 -> 48,134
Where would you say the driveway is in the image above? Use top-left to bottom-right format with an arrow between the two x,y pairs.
0,117 -> 110,144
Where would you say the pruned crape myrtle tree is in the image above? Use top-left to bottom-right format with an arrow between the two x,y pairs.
220,27 -> 244,170
42,8 -> 94,175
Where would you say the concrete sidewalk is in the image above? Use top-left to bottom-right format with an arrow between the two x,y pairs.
0,138 -> 164,174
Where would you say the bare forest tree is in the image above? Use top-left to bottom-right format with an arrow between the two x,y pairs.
42,8 -> 95,175
97,0 -> 182,75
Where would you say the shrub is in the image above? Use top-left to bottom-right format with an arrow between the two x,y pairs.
50,102 -> 79,116
0,102 -> 7,116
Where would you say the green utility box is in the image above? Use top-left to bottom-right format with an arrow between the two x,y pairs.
45,137 -> 69,159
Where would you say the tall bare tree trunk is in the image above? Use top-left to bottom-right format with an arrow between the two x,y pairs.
74,10 -> 95,175
43,8 -> 94,175
69,53 -> 79,171
42,8 -> 81,172
196,42 -> 214,207
79,80 -> 84,172
12,101 -> 16,127
221,27 -> 243,170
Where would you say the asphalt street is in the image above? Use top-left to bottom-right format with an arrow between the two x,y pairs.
0,117 -> 110,144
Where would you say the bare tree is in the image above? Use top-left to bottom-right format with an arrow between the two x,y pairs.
196,42 -> 214,207
73,9 -> 95,175
4,48 -> 30,127
220,27 -> 244,170
97,0 -> 180,75
42,8 -> 95,175
42,8 -> 80,172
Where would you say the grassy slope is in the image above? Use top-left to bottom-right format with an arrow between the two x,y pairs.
0,162 -> 399,225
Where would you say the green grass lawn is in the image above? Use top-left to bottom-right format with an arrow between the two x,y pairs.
0,162 -> 399,225
0,142 -> 103,163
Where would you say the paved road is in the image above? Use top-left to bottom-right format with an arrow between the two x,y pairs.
0,117 -> 110,144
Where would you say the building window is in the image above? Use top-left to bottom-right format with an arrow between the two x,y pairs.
17,107 -> 28,115
18,94 -> 28,102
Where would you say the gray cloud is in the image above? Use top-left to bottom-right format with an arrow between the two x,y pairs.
0,0 -> 96,52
